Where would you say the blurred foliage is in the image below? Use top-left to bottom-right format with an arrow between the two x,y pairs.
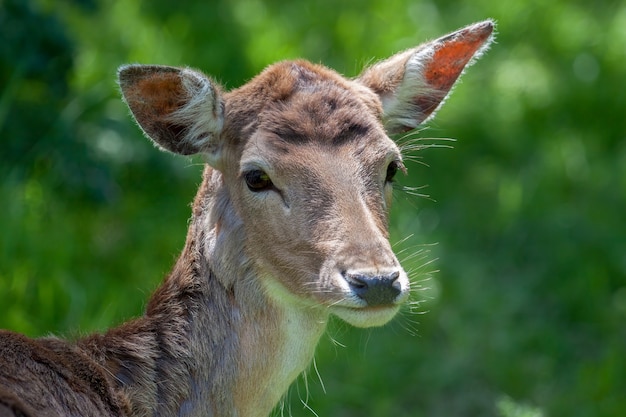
1,0 -> 624,416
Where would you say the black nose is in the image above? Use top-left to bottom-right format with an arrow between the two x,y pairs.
343,270 -> 402,306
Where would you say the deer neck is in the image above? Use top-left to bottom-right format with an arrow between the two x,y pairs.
91,167 -> 328,417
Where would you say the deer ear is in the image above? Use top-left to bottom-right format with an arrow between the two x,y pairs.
118,65 -> 225,163
357,20 -> 495,134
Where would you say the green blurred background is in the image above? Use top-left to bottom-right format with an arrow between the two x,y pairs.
1,0 -> 624,416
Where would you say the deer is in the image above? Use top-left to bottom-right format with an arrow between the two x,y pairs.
0,20 -> 494,417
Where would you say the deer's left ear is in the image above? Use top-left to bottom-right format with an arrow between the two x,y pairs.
357,20 -> 495,134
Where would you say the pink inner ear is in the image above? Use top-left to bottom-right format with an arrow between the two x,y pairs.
131,73 -> 185,119
424,25 -> 493,92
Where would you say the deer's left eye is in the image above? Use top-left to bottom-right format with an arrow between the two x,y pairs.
385,160 -> 403,183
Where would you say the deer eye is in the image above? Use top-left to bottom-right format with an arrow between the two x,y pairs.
385,160 -> 403,183
244,170 -> 274,192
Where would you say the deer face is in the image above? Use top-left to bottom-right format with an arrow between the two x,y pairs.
118,20 -> 494,328
215,62 -> 410,326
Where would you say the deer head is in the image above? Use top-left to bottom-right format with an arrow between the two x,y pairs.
118,20 -> 494,329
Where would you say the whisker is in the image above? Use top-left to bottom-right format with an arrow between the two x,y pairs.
327,334 -> 346,348
398,185 -> 432,200
397,134 -> 457,152
396,316 -> 420,337
392,233 -> 415,249
299,398 -> 320,417
312,357 -> 326,394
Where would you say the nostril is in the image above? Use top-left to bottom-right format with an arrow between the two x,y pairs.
343,270 -> 402,306
343,272 -> 366,288
349,279 -> 367,290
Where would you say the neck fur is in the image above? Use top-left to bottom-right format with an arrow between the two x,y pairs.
80,167 -> 328,417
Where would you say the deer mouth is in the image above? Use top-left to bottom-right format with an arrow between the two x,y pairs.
315,265 -> 410,327
330,303 -> 403,328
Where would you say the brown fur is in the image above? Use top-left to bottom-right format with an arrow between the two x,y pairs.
0,21 -> 494,417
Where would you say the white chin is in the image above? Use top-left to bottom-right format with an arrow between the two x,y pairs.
331,305 -> 401,328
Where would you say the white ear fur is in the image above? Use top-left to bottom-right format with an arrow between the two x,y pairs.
378,47 -> 438,133
168,68 -> 225,164
358,20 -> 495,134
118,65 -> 225,163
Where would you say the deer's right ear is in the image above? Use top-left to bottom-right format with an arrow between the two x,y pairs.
118,65 -> 225,163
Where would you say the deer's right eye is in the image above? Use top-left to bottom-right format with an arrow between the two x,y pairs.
244,170 -> 274,192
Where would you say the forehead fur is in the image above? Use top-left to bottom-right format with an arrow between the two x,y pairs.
224,60 -> 384,146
